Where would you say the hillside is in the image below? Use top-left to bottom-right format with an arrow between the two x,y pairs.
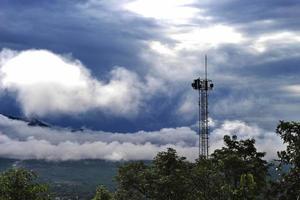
0,158 -> 120,199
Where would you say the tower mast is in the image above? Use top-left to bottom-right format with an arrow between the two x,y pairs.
191,55 -> 214,159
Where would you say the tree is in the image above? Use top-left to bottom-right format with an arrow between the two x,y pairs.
114,137 -> 269,199
93,185 -> 113,200
268,121 -> 300,199
149,148 -> 194,200
191,157 -> 230,200
0,168 -> 50,200
210,135 -> 268,199
115,148 -> 194,200
114,136 -> 268,200
237,173 -> 256,200
276,121 -> 300,168
115,161 -> 148,200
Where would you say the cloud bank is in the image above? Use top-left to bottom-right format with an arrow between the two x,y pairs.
0,114 -> 284,161
0,49 -> 146,117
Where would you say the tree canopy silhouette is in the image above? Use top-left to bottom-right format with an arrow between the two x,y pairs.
0,168 -> 50,200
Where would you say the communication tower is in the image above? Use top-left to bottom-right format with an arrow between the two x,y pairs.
191,55 -> 214,159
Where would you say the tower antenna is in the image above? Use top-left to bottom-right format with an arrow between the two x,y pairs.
191,55 -> 214,159
205,55 -> 207,80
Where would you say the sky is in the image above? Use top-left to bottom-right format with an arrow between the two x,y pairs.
0,0 -> 299,161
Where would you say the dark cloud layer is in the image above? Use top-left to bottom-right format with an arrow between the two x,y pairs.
0,0 -> 162,74
0,0 -> 299,134
199,0 -> 300,35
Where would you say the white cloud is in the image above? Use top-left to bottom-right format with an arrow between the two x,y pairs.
210,120 -> 285,160
0,49 -> 147,117
149,41 -> 176,56
283,84 -> 300,96
0,133 -> 198,161
124,0 -> 200,24
0,114 -> 199,161
143,25 -> 244,83
0,114 -> 197,146
176,92 -> 197,120
0,114 -> 284,161
171,25 -> 244,50
252,31 -> 300,53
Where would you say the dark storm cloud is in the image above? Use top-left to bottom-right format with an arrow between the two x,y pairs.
0,0 -> 164,75
195,0 -> 300,36
206,44 -> 300,130
197,38 -> 300,127
207,43 -> 300,78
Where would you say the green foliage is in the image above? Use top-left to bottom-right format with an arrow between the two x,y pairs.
114,136 -> 268,200
115,148 -> 194,200
191,157 -> 229,200
276,121 -> 300,167
267,121 -> 300,199
114,161 -> 148,200
0,168 -> 50,200
191,135 -> 268,200
237,173 -> 256,200
93,185 -> 113,200
211,135 -> 268,198
149,148 -> 194,200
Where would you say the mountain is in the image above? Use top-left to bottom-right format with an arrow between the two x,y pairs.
0,158 -> 121,199
5,114 -> 50,127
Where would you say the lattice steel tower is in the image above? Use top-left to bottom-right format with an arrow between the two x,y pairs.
191,55 -> 214,158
